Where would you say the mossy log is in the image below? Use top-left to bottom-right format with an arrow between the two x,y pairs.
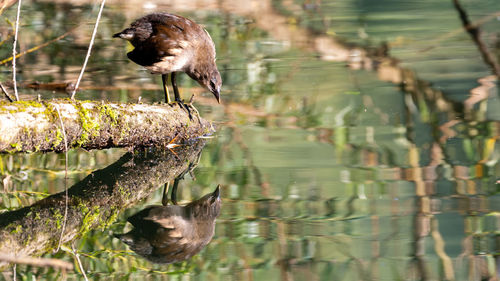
0,140 -> 205,268
0,99 -> 215,153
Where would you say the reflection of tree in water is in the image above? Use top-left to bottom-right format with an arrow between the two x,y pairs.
115,185 -> 221,264
0,140 -> 206,270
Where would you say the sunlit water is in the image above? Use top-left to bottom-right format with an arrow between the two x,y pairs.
0,0 -> 499,280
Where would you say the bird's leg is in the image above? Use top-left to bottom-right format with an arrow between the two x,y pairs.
171,72 -> 195,120
162,74 -> 171,103
171,177 -> 180,205
171,72 -> 181,103
162,182 -> 170,206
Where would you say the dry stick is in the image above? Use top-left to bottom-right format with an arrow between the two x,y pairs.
0,82 -> 13,102
0,254 -> 73,270
0,32 -> 13,47
430,217 -> 455,280
0,28 -> 76,65
0,1 -> 8,16
55,105 -> 69,253
11,0 -> 21,101
419,11 -> 500,53
70,0 -> 106,99
71,243 -> 89,281
453,0 -> 500,77
0,0 -> 17,16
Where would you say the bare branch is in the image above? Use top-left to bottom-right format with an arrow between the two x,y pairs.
453,0 -> 500,77
55,105 -> 69,253
71,243 -> 88,281
0,83 -> 13,102
0,0 -> 17,16
0,28 -> 75,66
71,0 -> 106,99
0,254 -> 73,270
11,0 -> 21,101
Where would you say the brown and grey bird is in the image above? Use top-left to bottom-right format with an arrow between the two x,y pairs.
114,185 -> 221,264
113,13 -> 222,104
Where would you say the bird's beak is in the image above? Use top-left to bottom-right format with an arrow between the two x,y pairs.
212,87 -> 221,104
213,185 -> 220,199
113,31 -> 134,41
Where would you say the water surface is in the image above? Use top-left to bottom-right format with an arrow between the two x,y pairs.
0,0 -> 499,280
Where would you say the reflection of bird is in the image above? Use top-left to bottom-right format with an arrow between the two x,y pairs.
113,13 -> 222,104
115,186 -> 221,264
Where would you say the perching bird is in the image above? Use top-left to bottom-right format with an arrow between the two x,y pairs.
114,185 -> 221,264
113,13 -> 222,104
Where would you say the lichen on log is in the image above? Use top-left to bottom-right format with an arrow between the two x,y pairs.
0,99 -> 215,153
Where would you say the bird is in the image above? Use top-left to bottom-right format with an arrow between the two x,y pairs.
113,13 -> 222,104
114,185 -> 221,264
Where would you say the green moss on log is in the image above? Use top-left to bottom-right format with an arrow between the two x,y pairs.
74,101 -> 100,146
0,99 -> 215,153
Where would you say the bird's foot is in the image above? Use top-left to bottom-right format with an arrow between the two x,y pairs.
185,95 -> 202,123
169,98 -> 200,121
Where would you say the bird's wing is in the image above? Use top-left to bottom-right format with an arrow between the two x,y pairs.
146,215 -> 193,250
149,23 -> 187,55
127,18 -> 192,67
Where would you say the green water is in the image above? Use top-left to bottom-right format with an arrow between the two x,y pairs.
0,0 -> 499,280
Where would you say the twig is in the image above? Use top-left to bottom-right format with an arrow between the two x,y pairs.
55,105 -> 69,252
12,263 -> 16,281
430,217 -> 455,280
419,11 -> 500,53
452,0 -> 500,77
70,0 -> 106,99
0,254 -> 73,270
0,28 -> 76,65
0,82 -> 13,102
71,243 -> 89,281
0,0 -> 17,16
0,32 -> 13,47
11,0 -> 21,101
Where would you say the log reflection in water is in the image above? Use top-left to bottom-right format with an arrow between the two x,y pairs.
0,140 -> 205,268
115,186 -> 221,264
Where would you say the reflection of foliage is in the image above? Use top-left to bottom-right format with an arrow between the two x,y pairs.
0,150 -> 120,210
295,96 -> 321,128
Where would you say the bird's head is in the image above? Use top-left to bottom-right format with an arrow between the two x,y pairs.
187,185 -> 221,219
113,28 -> 135,41
113,23 -> 153,47
198,68 -> 222,103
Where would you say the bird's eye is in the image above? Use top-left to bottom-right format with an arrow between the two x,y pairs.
209,79 -> 216,89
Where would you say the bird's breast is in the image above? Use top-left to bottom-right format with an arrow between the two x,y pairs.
144,53 -> 191,74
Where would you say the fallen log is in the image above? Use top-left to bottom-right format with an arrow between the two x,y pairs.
0,99 -> 215,153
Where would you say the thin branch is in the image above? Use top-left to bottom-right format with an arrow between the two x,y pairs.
419,11 -> 500,53
452,0 -> 500,77
70,0 -> 106,99
430,217 -> 455,280
0,31 -> 13,47
55,105 -> 69,253
0,254 -> 73,270
71,243 -> 89,281
11,0 -> 21,101
0,0 -> 17,16
0,82 -> 13,102
0,28 -> 76,66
